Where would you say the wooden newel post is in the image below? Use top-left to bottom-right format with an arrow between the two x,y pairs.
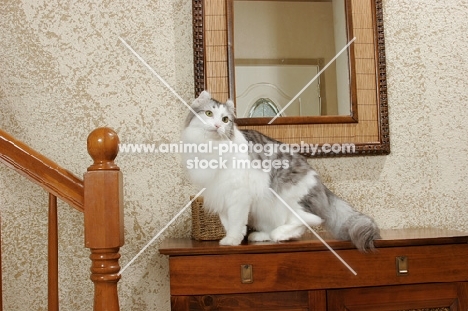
84,127 -> 124,311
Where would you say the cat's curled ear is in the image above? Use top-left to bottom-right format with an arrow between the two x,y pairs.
225,99 -> 236,118
192,90 -> 212,108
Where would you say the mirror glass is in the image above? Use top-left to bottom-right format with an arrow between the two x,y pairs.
231,0 -> 354,119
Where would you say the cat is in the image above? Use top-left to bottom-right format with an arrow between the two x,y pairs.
181,91 -> 381,251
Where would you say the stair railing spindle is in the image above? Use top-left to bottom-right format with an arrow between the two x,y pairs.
48,193 -> 59,311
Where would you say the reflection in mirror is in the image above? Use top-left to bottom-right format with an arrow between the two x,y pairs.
231,0 -> 354,120
249,98 -> 282,117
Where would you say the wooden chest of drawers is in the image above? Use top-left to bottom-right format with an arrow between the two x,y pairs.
159,229 -> 468,310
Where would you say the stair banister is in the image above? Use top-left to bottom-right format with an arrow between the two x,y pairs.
84,127 -> 124,311
0,127 -> 124,310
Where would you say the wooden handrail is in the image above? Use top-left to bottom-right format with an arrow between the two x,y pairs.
0,129 -> 84,212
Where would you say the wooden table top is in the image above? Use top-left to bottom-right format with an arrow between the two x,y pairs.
159,228 -> 468,256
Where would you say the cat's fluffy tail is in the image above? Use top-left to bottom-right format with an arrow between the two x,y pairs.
322,188 -> 381,252
338,208 -> 381,252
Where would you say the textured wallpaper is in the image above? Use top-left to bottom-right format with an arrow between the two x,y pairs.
0,0 -> 467,310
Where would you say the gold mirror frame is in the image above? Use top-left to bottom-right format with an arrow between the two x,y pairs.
192,0 -> 389,156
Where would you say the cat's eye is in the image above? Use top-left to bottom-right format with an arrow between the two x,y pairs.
205,110 -> 213,117
222,116 -> 229,123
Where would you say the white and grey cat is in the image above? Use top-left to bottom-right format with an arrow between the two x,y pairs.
182,91 -> 380,251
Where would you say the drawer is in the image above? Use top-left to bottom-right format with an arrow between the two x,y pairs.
328,282 -> 467,310
168,244 -> 468,295
172,291 -> 316,311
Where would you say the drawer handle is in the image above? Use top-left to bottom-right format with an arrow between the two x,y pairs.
241,264 -> 253,284
396,256 -> 409,276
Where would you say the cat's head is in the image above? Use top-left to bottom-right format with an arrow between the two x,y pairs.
184,91 -> 236,140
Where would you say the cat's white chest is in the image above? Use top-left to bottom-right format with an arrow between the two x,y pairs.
181,128 -> 249,186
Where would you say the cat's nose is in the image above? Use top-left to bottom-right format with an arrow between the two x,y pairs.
215,124 -> 221,128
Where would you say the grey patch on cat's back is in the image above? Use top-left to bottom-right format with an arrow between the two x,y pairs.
269,156 -> 311,192
240,129 -> 313,191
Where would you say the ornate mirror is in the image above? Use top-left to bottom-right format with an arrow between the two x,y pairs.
192,0 -> 389,156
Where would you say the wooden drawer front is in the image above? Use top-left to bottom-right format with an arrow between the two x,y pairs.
327,282 -> 468,310
168,244 -> 468,295
172,291 -> 312,311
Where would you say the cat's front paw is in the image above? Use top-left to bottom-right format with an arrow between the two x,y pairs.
219,235 -> 243,246
248,231 -> 271,242
270,226 -> 304,242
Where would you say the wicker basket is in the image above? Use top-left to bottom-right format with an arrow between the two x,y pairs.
191,196 -> 225,241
